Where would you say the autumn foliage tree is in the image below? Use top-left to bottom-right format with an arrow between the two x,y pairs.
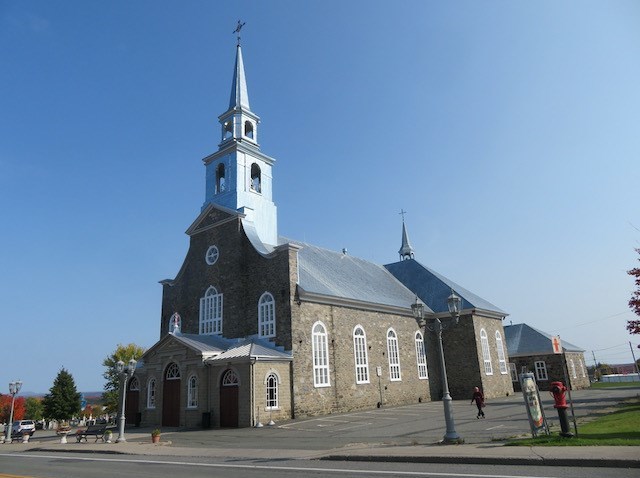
628,248 -> 640,335
0,395 -> 26,423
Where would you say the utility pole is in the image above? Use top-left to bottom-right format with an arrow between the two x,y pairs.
630,342 -> 639,375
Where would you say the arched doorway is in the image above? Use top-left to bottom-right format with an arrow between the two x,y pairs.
219,369 -> 239,427
125,376 -> 140,426
162,363 -> 181,427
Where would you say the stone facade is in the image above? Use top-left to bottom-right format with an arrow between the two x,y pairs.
510,351 -> 590,391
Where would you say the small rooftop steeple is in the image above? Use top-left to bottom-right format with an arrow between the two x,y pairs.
398,210 -> 415,260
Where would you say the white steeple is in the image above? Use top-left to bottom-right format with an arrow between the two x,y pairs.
201,29 -> 278,246
398,212 -> 415,260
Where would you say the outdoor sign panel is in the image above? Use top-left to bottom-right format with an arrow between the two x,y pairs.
519,372 -> 548,437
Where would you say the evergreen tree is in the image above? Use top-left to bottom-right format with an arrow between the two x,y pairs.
102,343 -> 145,414
42,368 -> 81,421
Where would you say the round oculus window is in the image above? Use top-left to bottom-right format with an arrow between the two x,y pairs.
205,245 -> 219,265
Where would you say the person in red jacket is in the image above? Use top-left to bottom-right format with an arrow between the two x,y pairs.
471,386 -> 485,419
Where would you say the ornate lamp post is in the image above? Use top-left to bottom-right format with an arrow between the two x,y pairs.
411,290 -> 463,444
3,380 -> 22,443
115,359 -> 137,443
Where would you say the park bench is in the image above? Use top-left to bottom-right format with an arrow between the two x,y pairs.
75,424 -> 109,443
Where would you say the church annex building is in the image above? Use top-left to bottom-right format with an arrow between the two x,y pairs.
129,40 -> 516,429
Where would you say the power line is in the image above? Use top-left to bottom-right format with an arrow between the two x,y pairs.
554,310 -> 632,331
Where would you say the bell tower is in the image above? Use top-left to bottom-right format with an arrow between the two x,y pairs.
202,25 -> 278,246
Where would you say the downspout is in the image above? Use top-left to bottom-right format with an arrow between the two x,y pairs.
250,358 -> 256,426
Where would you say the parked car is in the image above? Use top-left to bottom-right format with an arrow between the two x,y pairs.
12,420 -> 36,436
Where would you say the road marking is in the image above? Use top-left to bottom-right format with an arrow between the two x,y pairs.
485,425 -> 505,430
0,453 -> 560,478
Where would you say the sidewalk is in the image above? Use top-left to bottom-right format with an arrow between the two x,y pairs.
4,430 -> 640,469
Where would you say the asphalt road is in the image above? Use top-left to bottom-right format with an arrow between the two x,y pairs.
2,452 -> 639,478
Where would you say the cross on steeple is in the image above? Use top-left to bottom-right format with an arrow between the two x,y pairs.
233,20 -> 246,46
399,209 -> 407,221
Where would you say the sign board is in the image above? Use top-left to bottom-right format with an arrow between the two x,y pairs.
376,366 -> 382,377
519,373 -> 549,437
551,336 -> 562,354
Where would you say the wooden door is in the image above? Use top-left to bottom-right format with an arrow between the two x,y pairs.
219,369 -> 239,428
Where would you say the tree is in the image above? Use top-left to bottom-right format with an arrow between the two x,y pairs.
0,395 -> 26,423
628,248 -> 640,334
25,397 -> 44,421
42,368 -> 81,421
102,343 -> 145,414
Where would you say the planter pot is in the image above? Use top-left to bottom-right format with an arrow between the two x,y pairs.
151,435 -> 160,444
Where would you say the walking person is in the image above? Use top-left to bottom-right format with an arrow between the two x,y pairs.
471,386 -> 485,419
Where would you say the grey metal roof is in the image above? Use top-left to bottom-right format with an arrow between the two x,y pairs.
206,337 -> 292,363
384,259 -> 506,315
228,44 -> 250,111
283,239 -> 420,310
172,333 -> 234,354
504,323 -> 584,357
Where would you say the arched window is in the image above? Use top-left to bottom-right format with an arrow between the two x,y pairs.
244,120 -> 254,139
169,312 -> 181,335
129,376 -> 140,391
258,292 -> 276,338
223,120 -> 233,140
570,359 -> 577,378
387,328 -> 401,381
415,331 -> 428,379
265,373 -> 278,409
166,363 -> 181,380
250,163 -> 261,193
199,286 -> 223,335
495,331 -> 508,374
353,326 -> 369,384
579,359 -> 586,378
312,321 -> 330,387
187,375 -> 198,408
222,369 -> 239,386
216,163 -> 226,194
480,329 -> 493,375
147,378 -> 156,409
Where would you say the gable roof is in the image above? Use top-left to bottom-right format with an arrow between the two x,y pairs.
205,336 -> 292,364
141,332 -> 233,362
504,323 -> 584,357
384,259 -> 506,316
283,239 -> 421,313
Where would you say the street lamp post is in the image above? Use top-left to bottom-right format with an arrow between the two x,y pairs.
115,359 -> 137,443
411,291 -> 463,444
3,380 -> 23,443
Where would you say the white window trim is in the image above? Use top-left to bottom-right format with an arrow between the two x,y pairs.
199,286 -> 223,335
205,245 -> 219,265
415,331 -> 428,380
353,325 -> 370,384
147,378 -> 156,409
570,359 -> 577,379
187,375 -> 198,409
258,292 -> 276,338
312,321 -> 331,388
480,329 -> 493,375
535,361 -> 548,381
265,372 -> 279,410
387,328 -> 402,381
495,331 -> 508,375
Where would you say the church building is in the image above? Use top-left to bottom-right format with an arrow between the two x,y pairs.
132,38 -> 513,429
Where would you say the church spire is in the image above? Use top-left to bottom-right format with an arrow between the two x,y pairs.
398,210 -> 415,260
228,41 -> 250,111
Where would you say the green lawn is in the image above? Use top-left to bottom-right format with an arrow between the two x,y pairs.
590,381 -> 640,389
506,398 -> 640,446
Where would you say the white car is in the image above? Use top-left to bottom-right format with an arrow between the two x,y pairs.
12,420 -> 35,436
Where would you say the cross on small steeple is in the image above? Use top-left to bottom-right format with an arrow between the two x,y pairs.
399,209 -> 407,221
233,20 -> 246,46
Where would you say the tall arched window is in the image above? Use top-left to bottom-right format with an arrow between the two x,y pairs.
387,328 -> 401,381
266,373 -> 278,410
312,321 -> 330,387
353,326 -> 369,384
187,375 -> 198,409
250,163 -> 261,193
199,286 -> 223,335
480,329 -> 493,375
147,378 -> 156,409
258,292 -> 276,338
415,331 -> 428,379
216,163 -> 226,194
244,120 -> 254,139
495,331 -> 508,374
570,359 -> 577,378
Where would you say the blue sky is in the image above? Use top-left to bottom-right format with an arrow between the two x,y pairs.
1,1 -> 639,394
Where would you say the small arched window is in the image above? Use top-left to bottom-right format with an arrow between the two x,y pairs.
166,363 -> 181,380
415,331 -> 428,379
387,328 -> 401,381
250,163 -> 261,193
495,331 -> 508,374
266,372 -> 278,410
480,329 -> 493,375
244,120 -> 254,139
129,376 -> 140,391
312,321 -> 330,387
187,375 -> 198,408
223,120 -> 233,140
216,163 -> 226,194
353,326 -> 369,384
222,369 -> 239,386
147,379 -> 156,409
200,286 -> 223,335
258,292 -> 276,338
